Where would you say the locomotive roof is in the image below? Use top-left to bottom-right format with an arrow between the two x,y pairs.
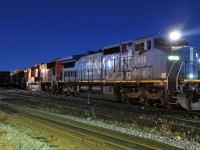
133,33 -> 168,43
58,54 -> 85,62
103,43 -> 121,50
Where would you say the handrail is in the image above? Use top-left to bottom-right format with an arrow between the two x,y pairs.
176,61 -> 184,91
166,61 -> 178,93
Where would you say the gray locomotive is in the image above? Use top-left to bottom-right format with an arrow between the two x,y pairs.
61,34 -> 200,110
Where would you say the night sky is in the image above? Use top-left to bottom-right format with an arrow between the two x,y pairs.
1,0 -> 200,72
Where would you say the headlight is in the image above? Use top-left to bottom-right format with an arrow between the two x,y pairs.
168,55 -> 180,61
188,86 -> 196,91
191,86 -> 196,91
189,74 -> 194,79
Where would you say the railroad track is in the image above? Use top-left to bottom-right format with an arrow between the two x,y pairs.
0,89 -> 200,127
1,89 -> 199,117
1,89 -> 200,142
2,89 -> 200,115
0,110 -> 100,150
0,101 -> 182,150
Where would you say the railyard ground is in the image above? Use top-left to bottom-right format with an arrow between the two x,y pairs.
0,89 -> 200,150
0,114 -> 62,150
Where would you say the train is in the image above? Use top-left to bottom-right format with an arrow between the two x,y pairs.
10,70 -> 26,89
0,71 -> 10,86
11,33 -> 200,110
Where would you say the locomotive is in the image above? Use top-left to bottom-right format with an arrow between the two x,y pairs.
12,33 -> 200,110
0,71 -> 10,86
10,70 -> 27,89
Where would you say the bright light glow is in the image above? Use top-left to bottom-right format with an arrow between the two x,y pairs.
107,60 -> 112,69
169,31 -> 181,40
196,53 -> 199,58
189,74 -> 194,79
168,55 -> 180,61
183,28 -> 200,37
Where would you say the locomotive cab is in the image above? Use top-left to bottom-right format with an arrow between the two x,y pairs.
160,37 -> 200,110
173,46 -> 200,110
119,34 -> 198,109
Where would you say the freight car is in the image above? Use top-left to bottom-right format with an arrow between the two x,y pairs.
11,70 -> 26,89
0,71 -> 10,86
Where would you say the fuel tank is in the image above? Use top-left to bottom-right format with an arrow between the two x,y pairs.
80,85 -> 90,92
91,86 -> 102,93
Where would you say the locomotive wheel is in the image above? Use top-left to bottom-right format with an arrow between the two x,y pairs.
127,98 -> 133,104
139,96 -> 145,103
65,90 -> 71,97
74,90 -> 80,97
144,98 -> 152,107
160,97 -> 167,106
121,93 -> 128,102
165,103 -> 172,109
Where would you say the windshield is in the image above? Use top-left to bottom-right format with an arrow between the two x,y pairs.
154,38 -> 189,51
154,38 -> 171,50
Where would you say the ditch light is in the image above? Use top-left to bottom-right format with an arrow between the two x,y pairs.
189,73 -> 194,79
168,55 -> 180,61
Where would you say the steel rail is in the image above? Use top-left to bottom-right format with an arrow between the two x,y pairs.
0,110 -> 100,150
17,113 -> 151,150
0,101 -> 182,150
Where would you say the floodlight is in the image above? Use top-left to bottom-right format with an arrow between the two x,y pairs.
169,31 -> 181,40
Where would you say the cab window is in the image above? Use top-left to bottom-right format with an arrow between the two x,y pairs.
135,40 -> 151,53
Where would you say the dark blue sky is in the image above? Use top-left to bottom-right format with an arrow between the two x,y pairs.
0,0 -> 200,72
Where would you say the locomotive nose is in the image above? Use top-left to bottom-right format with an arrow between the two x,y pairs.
177,93 -> 200,110
177,93 -> 187,109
